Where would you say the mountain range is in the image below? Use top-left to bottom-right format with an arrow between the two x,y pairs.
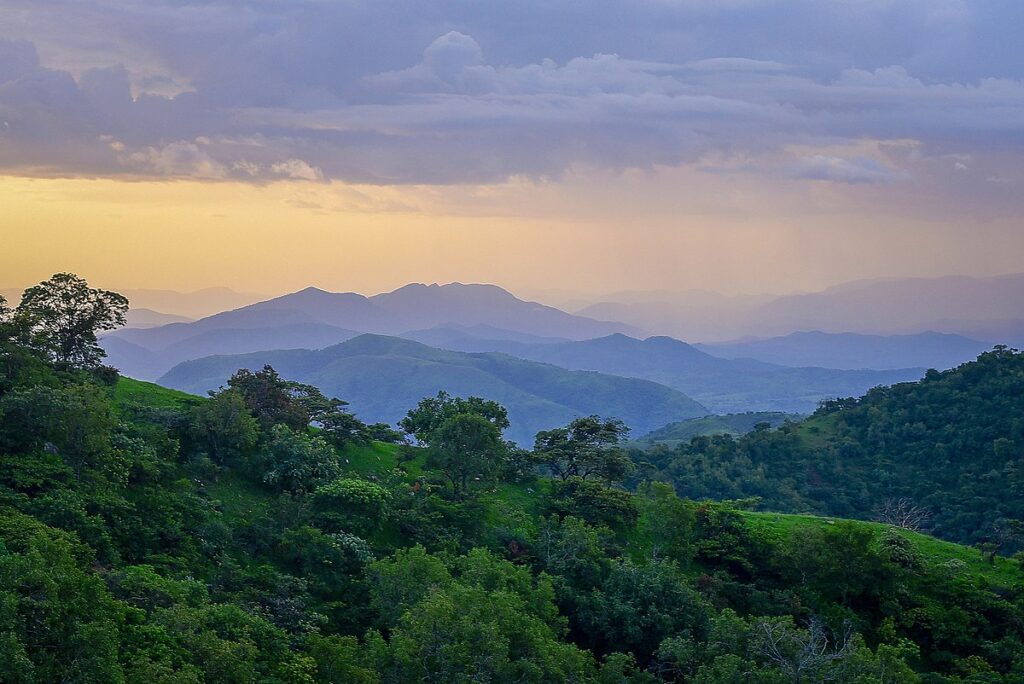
569,273 -> 1024,343
101,283 -> 638,380
158,334 -> 709,445
399,328 -> 923,413
104,282 -> 935,416
123,308 -> 194,329
697,330 -> 992,371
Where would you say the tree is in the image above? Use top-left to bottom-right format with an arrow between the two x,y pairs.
306,635 -> 379,684
546,477 -> 639,531
400,391 -> 509,445
0,513 -> 126,682
369,555 -> 594,682
875,498 -> 931,532
534,416 -> 632,483
0,383 -> 117,476
426,412 -> 507,496
226,365 -> 310,431
317,407 -> 368,449
367,546 -> 453,628
531,515 -> 610,589
191,388 -> 259,466
363,422 -> 404,444
380,583 -> 595,682
636,481 -> 696,563
0,294 -> 13,340
224,365 -> 364,443
576,558 -> 709,664
258,425 -> 342,494
750,616 -> 856,684
16,273 -> 128,368
312,478 -> 392,535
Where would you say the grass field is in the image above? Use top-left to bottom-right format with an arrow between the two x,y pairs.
744,511 -> 1021,587
113,376 -> 204,410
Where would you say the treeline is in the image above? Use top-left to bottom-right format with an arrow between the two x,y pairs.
637,347 -> 1024,552
0,275 -> 1022,682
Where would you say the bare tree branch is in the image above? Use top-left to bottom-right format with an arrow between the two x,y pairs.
875,498 -> 931,532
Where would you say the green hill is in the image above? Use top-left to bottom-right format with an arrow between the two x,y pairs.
642,347 -> 1024,548
3,306 -> 1023,682
157,334 -> 709,445
112,375 -> 203,410
634,411 -> 801,447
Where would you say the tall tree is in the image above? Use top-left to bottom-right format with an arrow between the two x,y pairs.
0,295 -> 11,333
16,273 -> 128,368
226,365 -> 310,431
400,391 -> 509,445
190,387 -> 259,466
426,412 -> 506,497
534,415 -> 632,483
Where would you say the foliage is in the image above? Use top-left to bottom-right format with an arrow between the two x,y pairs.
191,388 -> 259,466
400,390 -> 510,445
1,278 -> 1023,682
547,477 -> 639,532
312,477 -> 391,535
16,273 -> 128,368
425,412 -> 508,496
226,365 -> 312,431
639,347 -> 1024,549
535,415 -> 633,483
257,425 -> 342,494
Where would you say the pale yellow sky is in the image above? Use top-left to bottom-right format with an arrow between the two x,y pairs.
2,167 -> 1022,299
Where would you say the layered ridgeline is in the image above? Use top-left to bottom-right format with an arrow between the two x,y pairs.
696,330 -> 991,371
400,329 -> 923,413
102,283 -> 929,416
573,273 -> 1024,343
639,347 -> 1024,548
158,334 -> 709,445
101,283 -> 640,380
1,275 -> 1022,682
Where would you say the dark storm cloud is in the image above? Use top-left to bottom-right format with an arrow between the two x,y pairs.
0,0 -> 1022,183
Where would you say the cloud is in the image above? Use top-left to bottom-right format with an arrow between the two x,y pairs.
425,32 -> 485,83
789,155 -> 910,184
270,159 -> 324,181
0,2 -> 1022,183
128,141 -> 228,178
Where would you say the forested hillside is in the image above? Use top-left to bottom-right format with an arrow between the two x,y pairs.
2,274 -> 1023,682
639,347 -> 1024,549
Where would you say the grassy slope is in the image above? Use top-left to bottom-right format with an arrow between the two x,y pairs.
113,376 -> 204,410
743,511 -> 1021,587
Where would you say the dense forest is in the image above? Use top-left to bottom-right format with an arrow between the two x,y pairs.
638,348 -> 1024,550
1,275 -> 1022,682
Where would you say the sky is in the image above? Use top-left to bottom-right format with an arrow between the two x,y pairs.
2,0 -> 1023,298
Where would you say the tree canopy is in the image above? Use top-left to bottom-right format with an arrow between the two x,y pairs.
16,273 -> 128,368
535,415 -> 632,483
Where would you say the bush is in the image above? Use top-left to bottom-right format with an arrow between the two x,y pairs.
312,478 -> 392,535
